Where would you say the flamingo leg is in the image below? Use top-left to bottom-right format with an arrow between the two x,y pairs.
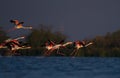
74,50 -> 78,57
44,50 -> 49,56
70,49 -> 76,56
47,49 -> 54,56
56,48 -> 65,56
56,48 -> 59,54
44,49 -> 54,56
11,50 -> 16,56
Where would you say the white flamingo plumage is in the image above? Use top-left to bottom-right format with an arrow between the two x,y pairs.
70,40 -> 93,57
0,36 -> 31,54
44,40 -> 73,56
8,20 -> 32,32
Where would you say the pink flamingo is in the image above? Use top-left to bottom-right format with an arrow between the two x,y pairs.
70,40 -> 93,56
8,20 -> 32,32
44,40 -> 73,56
0,36 -> 31,54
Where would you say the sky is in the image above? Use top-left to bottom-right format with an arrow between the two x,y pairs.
0,0 -> 120,40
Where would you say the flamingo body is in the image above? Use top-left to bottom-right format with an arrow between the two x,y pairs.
10,20 -> 32,30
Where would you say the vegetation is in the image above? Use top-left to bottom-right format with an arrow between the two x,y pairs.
0,24 -> 120,57
0,27 -> 9,43
26,24 -> 67,49
90,30 -> 120,57
0,27 -> 9,55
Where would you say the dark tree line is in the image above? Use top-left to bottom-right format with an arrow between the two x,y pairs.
90,30 -> 120,57
0,27 -> 9,43
0,25 -> 120,57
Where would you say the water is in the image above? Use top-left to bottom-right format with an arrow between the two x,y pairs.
0,57 -> 120,78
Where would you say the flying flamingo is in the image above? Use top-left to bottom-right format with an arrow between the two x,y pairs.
70,40 -> 93,57
0,36 -> 31,54
44,40 -> 73,56
8,20 -> 32,32
0,36 -> 25,48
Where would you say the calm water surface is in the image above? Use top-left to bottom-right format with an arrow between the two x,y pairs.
0,56 -> 120,78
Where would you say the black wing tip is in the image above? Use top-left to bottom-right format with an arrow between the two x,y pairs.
59,40 -> 64,44
20,22 -> 24,24
10,20 -> 14,23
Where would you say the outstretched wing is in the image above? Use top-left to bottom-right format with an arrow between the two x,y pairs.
48,40 -> 55,45
11,45 -> 31,50
10,20 -> 19,25
17,46 -> 31,50
85,42 -> 93,47
10,20 -> 24,25
59,40 -> 64,44
62,42 -> 73,46
14,36 -> 25,40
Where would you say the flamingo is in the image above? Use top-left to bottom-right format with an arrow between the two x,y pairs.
54,41 -> 73,55
8,20 -> 32,32
70,40 -> 93,57
43,40 -> 55,56
0,36 -> 31,54
0,36 -> 25,48
44,40 -> 73,56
